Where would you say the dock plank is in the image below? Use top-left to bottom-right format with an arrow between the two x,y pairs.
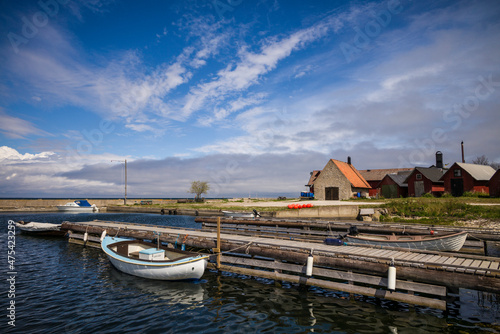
461,259 -> 474,267
470,260 -> 483,268
451,258 -> 466,266
479,261 -> 491,269
489,262 -> 500,270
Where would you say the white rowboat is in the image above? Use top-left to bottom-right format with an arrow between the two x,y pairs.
345,231 -> 468,252
101,236 -> 208,280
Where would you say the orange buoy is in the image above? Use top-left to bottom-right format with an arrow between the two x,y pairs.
288,204 -> 294,209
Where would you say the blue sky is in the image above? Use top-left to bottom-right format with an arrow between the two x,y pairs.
0,0 -> 499,198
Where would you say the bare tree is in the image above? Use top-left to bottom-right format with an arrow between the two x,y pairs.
188,181 -> 210,201
472,155 -> 489,165
472,155 -> 500,170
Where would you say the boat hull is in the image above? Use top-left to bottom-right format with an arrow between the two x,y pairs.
101,236 -> 208,280
222,211 -> 256,218
15,221 -> 66,237
346,231 -> 468,252
56,206 -> 96,212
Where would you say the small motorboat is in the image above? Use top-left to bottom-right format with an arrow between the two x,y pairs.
57,200 -> 98,212
344,226 -> 467,252
222,209 -> 260,218
101,235 -> 209,280
15,221 -> 66,237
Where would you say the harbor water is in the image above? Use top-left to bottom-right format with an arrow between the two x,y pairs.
1,212 -> 499,333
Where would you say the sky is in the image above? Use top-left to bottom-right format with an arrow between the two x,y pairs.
0,0 -> 499,198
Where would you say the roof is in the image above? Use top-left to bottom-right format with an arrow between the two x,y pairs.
306,170 -> 321,186
452,163 -> 496,181
386,172 -> 411,187
358,168 -> 413,181
331,159 -> 371,188
405,167 -> 445,183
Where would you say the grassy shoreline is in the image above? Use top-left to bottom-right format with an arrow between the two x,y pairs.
124,197 -> 500,226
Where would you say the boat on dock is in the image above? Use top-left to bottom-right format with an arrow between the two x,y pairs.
57,200 -> 98,212
15,221 -> 66,236
345,229 -> 468,252
101,235 -> 209,280
222,209 -> 260,218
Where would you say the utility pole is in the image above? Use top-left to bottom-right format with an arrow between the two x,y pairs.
111,159 -> 127,205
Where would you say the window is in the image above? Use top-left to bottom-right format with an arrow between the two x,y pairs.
454,169 -> 462,177
416,174 -> 422,180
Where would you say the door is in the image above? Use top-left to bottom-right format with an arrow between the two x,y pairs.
414,181 -> 425,197
451,179 -> 464,197
325,187 -> 339,200
381,184 -> 398,198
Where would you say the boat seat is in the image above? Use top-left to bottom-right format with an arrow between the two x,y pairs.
129,251 -> 140,258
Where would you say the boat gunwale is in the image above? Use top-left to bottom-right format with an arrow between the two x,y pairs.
347,231 -> 467,243
102,237 -> 209,267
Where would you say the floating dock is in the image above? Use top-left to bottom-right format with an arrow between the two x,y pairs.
61,219 -> 500,311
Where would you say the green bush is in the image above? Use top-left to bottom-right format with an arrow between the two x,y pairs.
462,191 -> 490,198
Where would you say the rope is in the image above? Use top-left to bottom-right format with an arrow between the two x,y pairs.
218,241 -> 254,255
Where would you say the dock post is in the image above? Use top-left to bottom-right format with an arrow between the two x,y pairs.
216,217 -> 221,270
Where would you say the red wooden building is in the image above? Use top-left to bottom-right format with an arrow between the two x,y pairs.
440,163 -> 496,196
377,171 -> 411,198
489,169 -> 500,197
359,168 -> 413,197
405,167 -> 445,197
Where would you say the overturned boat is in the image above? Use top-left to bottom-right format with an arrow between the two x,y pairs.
101,235 -> 209,280
15,221 -> 66,237
222,209 -> 260,218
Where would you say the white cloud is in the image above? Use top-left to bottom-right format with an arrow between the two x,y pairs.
0,109 -> 51,139
181,16 -> 335,118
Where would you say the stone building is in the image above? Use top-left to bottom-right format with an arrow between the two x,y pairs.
312,158 -> 371,200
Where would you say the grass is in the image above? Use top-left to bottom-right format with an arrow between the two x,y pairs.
122,196 -> 500,225
379,197 -> 500,224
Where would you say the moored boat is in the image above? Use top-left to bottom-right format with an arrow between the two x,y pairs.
101,235 -> 208,280
222,209 -> 260,218
15,221 -> 66,236
57,200 -> 98,212
345,230 -> 468,252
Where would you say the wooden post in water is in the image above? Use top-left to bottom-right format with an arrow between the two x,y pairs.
216,217 -> 221,269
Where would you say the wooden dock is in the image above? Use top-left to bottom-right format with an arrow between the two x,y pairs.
61,219 -> 500,311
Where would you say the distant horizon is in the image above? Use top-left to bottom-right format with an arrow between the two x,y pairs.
1,0 -> 499,198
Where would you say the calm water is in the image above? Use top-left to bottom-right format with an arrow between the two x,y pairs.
1,212 -> 499,333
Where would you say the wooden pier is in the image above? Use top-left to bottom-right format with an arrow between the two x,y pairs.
61,219 -> 500,311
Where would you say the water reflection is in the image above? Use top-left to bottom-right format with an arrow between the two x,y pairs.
106,267 -> 207,307
1,213 -> 500,333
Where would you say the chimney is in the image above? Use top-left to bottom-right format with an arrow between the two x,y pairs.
435,151 -> 443,169
461,141 -> 465,163
347,156 -> 351,165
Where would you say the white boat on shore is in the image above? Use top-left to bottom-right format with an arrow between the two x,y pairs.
57,200 -> 98,212
15,221 -> 66,236
101,236 -> 209,280
345,230 -> 468,252
222,209 -> 260,218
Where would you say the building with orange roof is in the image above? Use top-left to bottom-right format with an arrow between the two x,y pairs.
312,157 -> 371,200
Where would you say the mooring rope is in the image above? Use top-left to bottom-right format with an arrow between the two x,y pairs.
218,241 -> 254,255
